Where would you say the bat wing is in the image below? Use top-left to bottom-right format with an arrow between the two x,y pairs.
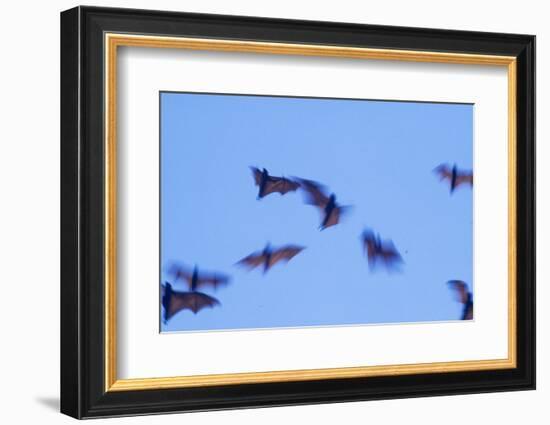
296,178 -> 330,208
323,208 -> 340,229
195,272 -> 231,291
185,292 -> 221,314
380,244 -> 404,267
433,164 -> 452,181
250,166 -> 263,186
322,205 -> 351,229
268,245 -> 305,267
455,173 -> 473,187
448,280 -> 469,304
236,252 -> 266,270
262,177 -> 300,196
165,291 -> 191,320
168,263 -> 193,285
381,240 -> 402,259
166,291 -> 220,318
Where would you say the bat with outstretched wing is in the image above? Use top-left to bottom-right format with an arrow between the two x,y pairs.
447,280 -> 473,320
250,167 -> 300,199
161,283 -> 220,322
168,263 -> 230,291
434,163 -> 473,193
295,177 -> 350,230
361,229 -> 403,271
236,243 -> 305,273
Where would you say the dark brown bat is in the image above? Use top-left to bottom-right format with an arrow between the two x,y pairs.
161,283 -> 220,322
250,167 -> 300,199
236,243 -> 305,273
447,280 -> 473,320
295,178 -> 350,230
168,263 -> 230,291
361,229 -> 403,271
434,163 -> 473,193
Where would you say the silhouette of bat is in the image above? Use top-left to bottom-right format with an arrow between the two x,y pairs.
236,243 -> 305,273
250,167 -> 300,199
295,178 -> 350,230
447,280 -> 473,320
161,282 -> 220,322
434,163 -> 473,193
361,229 -> 403,271
168,263 -> 230,291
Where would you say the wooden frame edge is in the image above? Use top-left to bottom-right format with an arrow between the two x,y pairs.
108,358 -> 516,391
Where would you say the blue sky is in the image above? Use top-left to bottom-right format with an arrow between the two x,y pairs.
160,92 -> 473,332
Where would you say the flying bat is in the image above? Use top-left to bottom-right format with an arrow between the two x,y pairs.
161,282 -> 220,322
447,280 -> 473,320
433,163 -> 473,193
250,167 -> 300,199
361,229 -> 403,271
168,263 -> 230,291
236,243 -> 305,273
295,178 -> 350,230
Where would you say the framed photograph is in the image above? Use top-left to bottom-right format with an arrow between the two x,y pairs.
60,6 -> 535,419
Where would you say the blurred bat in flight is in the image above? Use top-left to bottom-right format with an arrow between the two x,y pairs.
295,178 -> 350,230
161,282 -> 220,322
250,167 -> 300,199
361,229 -> 403,271
433,163 -> 473,193
236,243 -> 305,273
447,280 -> 473,320
168,263 -> 230,291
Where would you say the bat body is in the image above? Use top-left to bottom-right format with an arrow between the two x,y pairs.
236,243 -> 305,273
296,178 -> 349,230
169,263 -> 230,291
361,229 -> 403,271
434,163 -> 473,193
161,283 -> 220,322
447,280 -> 473,320
250,167 -> 300,199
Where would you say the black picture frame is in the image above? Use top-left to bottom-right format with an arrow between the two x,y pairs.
61,5 -> 535,419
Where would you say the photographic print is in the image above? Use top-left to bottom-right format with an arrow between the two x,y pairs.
160,92 -> 473,332
61,9 -> 535,417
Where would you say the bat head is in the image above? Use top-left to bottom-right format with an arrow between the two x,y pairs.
450,164 -> 458,192
161,282 -> 173,322
361,229 -> 376,244
361,229 -> 378,259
